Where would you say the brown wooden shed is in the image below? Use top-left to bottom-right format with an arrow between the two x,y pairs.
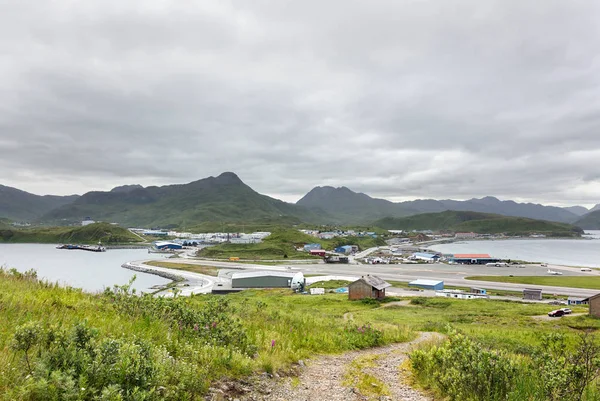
581,293 -> 600,317
348,275 -> 391,300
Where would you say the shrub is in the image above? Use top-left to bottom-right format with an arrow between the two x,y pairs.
410,328 -> 519,401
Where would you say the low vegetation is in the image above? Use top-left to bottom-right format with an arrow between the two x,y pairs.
411,329 -> 600,400
466,275 -> 600,290
3,267 -> 600,400
307,280 -> 351,289
197,228 -> 385,261
144,260 -> 220,276
0,222 -> 144,244
374,210 -> 584,237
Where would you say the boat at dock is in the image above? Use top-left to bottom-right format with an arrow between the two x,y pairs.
56,244 -> 106,252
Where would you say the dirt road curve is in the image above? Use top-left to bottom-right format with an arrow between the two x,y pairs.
225,332 -> 440,401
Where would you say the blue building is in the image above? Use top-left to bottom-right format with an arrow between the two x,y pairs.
408,279 -> 444,291
334,245 -> 353,254
154,241 -> 182,250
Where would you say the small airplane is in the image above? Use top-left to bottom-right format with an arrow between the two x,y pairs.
547,269 -> 563,275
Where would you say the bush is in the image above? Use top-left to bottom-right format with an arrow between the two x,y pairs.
410,328 -> 519,401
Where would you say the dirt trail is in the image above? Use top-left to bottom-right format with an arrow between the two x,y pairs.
227,332 -> 440,401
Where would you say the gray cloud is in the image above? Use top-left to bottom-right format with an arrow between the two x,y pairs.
1,0 -> 600,206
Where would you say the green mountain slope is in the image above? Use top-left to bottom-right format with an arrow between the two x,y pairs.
42,172 -> 330,228
297,187 -> 580,224
574,210 -> 600,229
0,222 -> 143,244
0,185 -> 79,221
374,211 -> 583,237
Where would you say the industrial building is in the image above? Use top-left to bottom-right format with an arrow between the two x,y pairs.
411,252 -> 440,262
348,275 -> 391,300
309,249 -> 326,257
523,288 -> 543,301
153,241 -> 183,250
324,255 -> 349,264
447,254 -> 499,264
231,271 -> 305,290
334,245 -> 353,255
408,279 -> 444,291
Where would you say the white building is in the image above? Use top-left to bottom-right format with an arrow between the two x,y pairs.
435,290 -> 489,300
81,217 -> 95,226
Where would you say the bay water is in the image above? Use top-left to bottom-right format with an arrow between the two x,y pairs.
429,231 -> 600,268
0,244 -> 170,293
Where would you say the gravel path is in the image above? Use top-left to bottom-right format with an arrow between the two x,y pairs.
223,332 -> 439,401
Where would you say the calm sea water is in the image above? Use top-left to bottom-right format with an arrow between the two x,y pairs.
429,231 -> 600,268
0,244 -> 170,293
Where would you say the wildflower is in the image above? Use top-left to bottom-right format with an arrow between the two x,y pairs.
211,321 -> 217,328
271,339 -> 276,348
193,324 -> 199,331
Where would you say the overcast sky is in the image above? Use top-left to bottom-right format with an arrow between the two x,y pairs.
2,1 -> 600,207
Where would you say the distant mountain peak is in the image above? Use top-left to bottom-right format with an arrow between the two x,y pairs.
214,172 -> 243,184
110,184 -> 144,193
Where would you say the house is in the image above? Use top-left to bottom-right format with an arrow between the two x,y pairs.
231,271 -> 305,290
411,252 -> 440,262
581,293 -> 600,317
470,288 -> 487,295
408,279 -> 444,291
304,243 -> 322,251
523,288 -> 543,301
348,275 -> 391,300
309,249 -> 326,257
568,297 -> 588,306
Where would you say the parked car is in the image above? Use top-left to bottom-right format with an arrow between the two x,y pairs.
548,309 -> 565,317
548,300 -> 567,306
560,308 -> 573,314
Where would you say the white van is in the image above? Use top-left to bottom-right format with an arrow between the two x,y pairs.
581,268 -> 593,272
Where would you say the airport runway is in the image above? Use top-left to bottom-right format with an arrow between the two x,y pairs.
139,256 -> 600,298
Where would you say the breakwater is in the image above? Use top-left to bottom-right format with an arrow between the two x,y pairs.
121,262 -> 184,282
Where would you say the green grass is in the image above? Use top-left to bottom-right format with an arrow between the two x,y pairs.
144,261 -> 220,276
466,275 -> 600,290
197,228 -> 385,261
0,222 -> 143,244
386,280 -> 565,299
307,280 -> 351,289
343,354 -> 391,398
1,265 -> 599,400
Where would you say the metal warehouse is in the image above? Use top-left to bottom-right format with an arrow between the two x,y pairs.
231,271 -> 304,290
411,252 -> 440,262
408,279 -> 444,291
448,254 -> 499,264
153,241 -> 183,250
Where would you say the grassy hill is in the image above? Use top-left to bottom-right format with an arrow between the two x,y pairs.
41,172 -> 331,228
0,222 -> 143,244
0,184 -> 78,221
198,228 -> 325,260
574,210 -> 600,230
198,228 -> 386,260
1,268 -> 599,400
374,210 -> 583,237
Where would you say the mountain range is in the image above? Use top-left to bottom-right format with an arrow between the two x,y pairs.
296,186 -> 592,225
1,172 -> 599,228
